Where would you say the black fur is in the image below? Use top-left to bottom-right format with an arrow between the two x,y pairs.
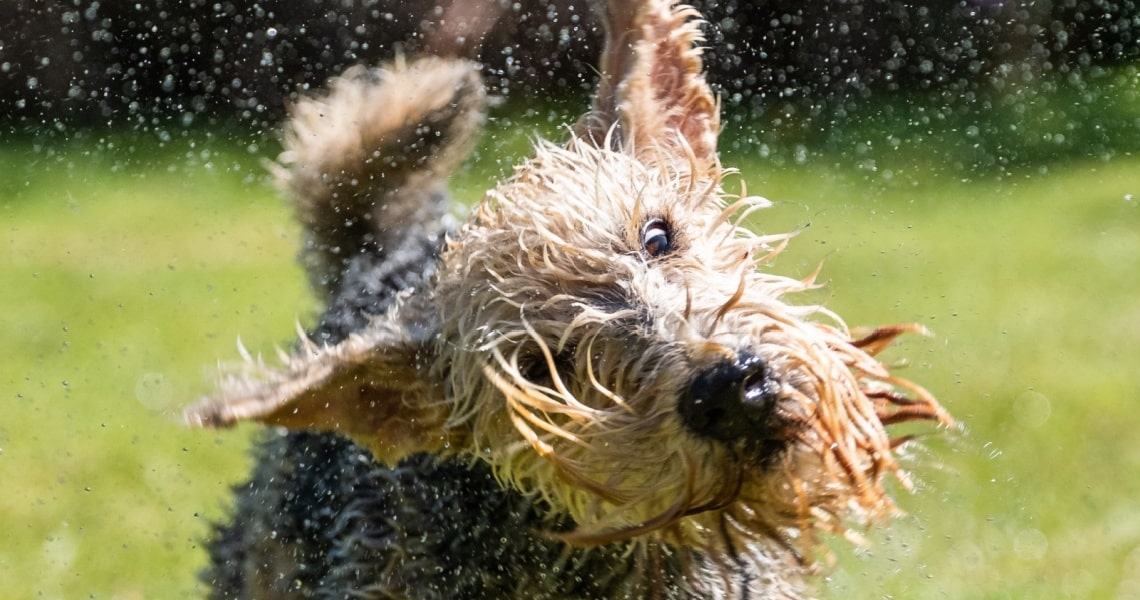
205,434 -> 692,599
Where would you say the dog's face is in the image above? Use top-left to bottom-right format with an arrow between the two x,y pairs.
432,3 -> 949,549
435,133 -> 938,550
187,0 -> 949,560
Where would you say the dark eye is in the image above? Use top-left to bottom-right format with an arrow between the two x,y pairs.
641,218 -> 672,258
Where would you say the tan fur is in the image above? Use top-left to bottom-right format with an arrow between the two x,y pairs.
579,1 -> 719,173
187,1 -> 950,595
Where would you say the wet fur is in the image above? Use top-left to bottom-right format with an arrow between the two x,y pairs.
190,3 -> 949,598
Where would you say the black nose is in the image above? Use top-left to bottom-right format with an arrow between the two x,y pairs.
679,353 -> 783,448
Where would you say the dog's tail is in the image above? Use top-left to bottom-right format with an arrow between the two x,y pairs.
275,57 -> 486,299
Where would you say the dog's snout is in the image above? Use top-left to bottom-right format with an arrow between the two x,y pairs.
680,353 -> 783,448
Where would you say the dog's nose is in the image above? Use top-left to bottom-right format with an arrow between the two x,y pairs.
679,353 -> 782,447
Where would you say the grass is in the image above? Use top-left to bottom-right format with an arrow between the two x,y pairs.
743,159 -> 1140,599
2,109 -> 1138,599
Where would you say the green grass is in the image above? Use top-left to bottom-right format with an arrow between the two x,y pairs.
1,134 -> 310,598
740,159 -> 1140,598
2,116 -> 1138,599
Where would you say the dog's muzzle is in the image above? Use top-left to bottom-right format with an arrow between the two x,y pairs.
679,352 -> 789,461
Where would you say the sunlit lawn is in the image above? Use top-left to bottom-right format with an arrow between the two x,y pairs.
2,117 -> 1138,598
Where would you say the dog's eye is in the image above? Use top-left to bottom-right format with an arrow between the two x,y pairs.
641,218 -> 672,258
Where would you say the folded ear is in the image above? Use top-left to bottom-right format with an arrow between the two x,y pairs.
578,0 -> 719,173
184,317 -> 456,464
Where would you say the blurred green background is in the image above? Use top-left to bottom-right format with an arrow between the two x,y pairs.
3,71 -> 1140,599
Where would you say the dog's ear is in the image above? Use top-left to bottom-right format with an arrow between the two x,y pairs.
579,0 -> 719,173
185,311 -> 456,463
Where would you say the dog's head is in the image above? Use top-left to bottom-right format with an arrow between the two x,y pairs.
430,2 -> 951,550
188,0 -> 949,562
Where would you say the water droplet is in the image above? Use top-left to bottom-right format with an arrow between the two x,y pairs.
1014,390 -> 1051,428
135,372 -> 174,411
1013,528 -> 1048,561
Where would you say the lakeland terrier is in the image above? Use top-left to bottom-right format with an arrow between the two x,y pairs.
186,1 -> 951,597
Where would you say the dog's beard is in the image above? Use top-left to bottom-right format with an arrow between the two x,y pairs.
461,298 -> 947,562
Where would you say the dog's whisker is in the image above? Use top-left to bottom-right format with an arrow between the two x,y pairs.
583,335 -> 636,415
712,271 -> 749,329
750,234 -> 794,268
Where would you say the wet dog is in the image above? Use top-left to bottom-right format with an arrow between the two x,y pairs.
187,1 -> 950,597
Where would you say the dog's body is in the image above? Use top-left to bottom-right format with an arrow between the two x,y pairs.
188,3 -> 949,598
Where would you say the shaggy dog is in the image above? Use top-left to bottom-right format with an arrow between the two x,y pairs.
186,1 -> 950,597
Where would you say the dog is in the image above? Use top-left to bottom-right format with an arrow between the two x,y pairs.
186,1 -> 951,597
